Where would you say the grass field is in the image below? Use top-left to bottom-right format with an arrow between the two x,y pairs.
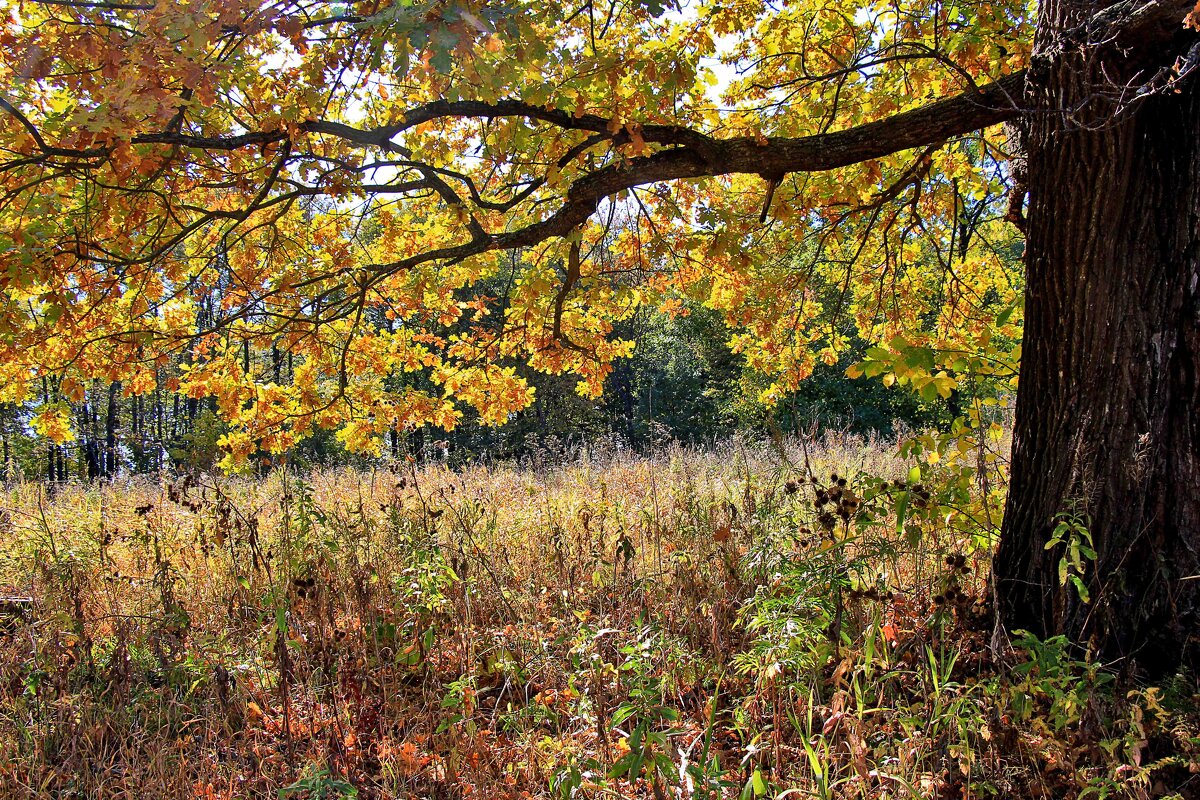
0,434 -> 1196,799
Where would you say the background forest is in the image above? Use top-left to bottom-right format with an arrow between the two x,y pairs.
0,294 -> 948,478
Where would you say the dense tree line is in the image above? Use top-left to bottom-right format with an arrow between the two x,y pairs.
0,299 -> 947,480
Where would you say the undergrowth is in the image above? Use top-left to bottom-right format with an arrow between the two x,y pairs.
0,435 -> 1196,798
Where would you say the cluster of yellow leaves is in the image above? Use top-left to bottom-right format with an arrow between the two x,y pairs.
0,0 -> 1030,463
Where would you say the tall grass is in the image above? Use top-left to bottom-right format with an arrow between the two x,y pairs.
0,434 -> 1194,799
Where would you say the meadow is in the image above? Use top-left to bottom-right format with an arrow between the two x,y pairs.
0,434 -> 1195,799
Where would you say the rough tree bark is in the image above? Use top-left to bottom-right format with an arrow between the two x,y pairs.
994,0 -> 1200,674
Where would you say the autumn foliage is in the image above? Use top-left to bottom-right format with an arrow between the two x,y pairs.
0,0 -> 1029,467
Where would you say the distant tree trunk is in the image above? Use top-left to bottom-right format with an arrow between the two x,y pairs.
155,384 -> 165,472
172,392 -> 183,444
80,397 -> 99,480
995,2 -> 1200,673
535,393 -> 547,447
131,393 -> 146,473
2,404 -> 9,476
412,426 -> 426,462
90,381 -> 100,473
104,381 -> 119,478
611,360 -> 636,441
41,377 -> 68,484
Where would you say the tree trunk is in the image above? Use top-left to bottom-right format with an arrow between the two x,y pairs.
995,2 -> 1200,673
132,393 -> 145,473
104,381 -> 120,478
154,385 -> 163,472
2,404 -> 9,477
80,397 -> 99,480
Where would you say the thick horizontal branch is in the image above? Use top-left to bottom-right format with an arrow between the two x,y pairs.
3,0 -> 1193,293
362,72 -> 1029,276
5,0 -> 1186,166
383,98 -> 720,151
358,0 -> 1198,275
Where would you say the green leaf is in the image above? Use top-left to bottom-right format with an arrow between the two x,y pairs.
637,0 -> 672,17
895,490 -> 910,534
904,345 -> 936,373
629,749 -> 645,780
608,752 -> 634,779
429,44 -> 454,73
612,703 -> 637,726
751,769 -> 767,796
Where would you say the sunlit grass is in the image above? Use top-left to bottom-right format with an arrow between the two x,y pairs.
0,434 -> 1193,799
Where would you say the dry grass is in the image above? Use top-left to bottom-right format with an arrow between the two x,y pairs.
0,433 -> 1195,799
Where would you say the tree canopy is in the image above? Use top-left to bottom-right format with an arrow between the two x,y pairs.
0,0 -> 1192,470
0,0 -> 1014,462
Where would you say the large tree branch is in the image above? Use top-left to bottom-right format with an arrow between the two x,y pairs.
361,72 -> 1028,276
357,0 -> 1195,275
3,0 -> 1192,293
6,0 -> 1188,160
